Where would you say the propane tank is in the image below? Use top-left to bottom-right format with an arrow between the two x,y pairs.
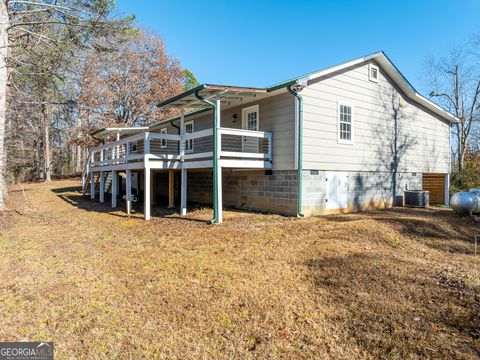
450,191 -> 480,213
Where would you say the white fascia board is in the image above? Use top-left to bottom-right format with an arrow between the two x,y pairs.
298,52 -> 382,84
413,94 -> 458,123
376,55 -> 459,124
299,52 -> 458,124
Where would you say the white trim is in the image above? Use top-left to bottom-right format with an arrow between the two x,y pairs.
241,104 -> 259,131
183,151 -> 213,160
297,52 -> 458,124
220,151 -> 266,159
149,161 -> 181,170
337,101 -> 354,145
294,96 -> 298,170
90,133 -> 145,152
445,174 -> 450,207
183,160 -> 213,169
184,120 -> 194,153
148,154 -> 181,161
160,127 -> 168,148
368,63 -> 379,83
144,166 -> 151,220
218,127 -> 269,138
181,168 -> 187,215
219,159 -> 272,168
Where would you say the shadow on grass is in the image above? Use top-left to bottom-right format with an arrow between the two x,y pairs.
325,207 -> 480,255
51,186 -> 213,223
307,252 -> 480,358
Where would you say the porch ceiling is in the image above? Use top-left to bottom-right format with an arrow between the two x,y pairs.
156,84 -> 268,110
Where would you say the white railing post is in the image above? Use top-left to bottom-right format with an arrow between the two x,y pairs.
144,166 -> 151,220
215,97 -> 223,224
144,132 -> 150,163
126,169 -> 132,215
180,106 -> 187,216
99,148 -> 105,203
144,131 -> 151,220
445,174 -> 450,207
180,107 -> 185,160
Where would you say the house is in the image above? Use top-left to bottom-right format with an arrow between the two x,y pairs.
82,51 -> 458,224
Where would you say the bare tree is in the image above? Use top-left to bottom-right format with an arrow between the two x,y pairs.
425,47 -> 480,172
77,31 -> 185,131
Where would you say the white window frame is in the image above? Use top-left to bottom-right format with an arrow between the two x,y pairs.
160,127 -> 168,149
241,104 -> 259,131
368,63 -> 379,83
184,120 -> 194,153
337,101 -> 354,145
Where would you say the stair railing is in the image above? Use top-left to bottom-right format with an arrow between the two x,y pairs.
81,150 -> 93,194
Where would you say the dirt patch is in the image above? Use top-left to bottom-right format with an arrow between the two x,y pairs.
0,180 -> 479,359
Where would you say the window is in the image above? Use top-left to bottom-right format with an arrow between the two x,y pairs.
185,121 -> 194,152
369,64 -> 379,82
160,128 -> 168,149
338,103 -> 353,144
241,105 -> 259,131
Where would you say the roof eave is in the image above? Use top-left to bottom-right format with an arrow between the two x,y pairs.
156,84 -> 207,109
269,51 -> 458,124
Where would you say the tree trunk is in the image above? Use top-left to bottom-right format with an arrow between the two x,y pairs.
76,144 -> 82,173
42,102 -> 51,182
456,124 -> 464,173
0,1 -> 8,209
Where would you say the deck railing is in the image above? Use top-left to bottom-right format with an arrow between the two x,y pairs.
87,127 -> 272,169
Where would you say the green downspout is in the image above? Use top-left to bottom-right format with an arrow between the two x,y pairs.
195,91 -> 219,224
287,84 -> 304,217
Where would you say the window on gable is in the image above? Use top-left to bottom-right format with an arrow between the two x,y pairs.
338,103 -> 353,144
369,64 -> 379,82
160,128 -> 167,149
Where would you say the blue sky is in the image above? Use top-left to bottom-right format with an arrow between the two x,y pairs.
115,0 -> 480,93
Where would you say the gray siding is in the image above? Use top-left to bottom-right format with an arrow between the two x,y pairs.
302,170 -> 422,216
152,92 -> 296,171
301,61 -> 451,173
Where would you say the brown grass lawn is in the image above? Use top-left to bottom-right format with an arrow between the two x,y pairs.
0,180 -> 479,359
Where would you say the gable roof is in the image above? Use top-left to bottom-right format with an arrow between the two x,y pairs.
268,51 -> 458,123
97,51 -> 457,136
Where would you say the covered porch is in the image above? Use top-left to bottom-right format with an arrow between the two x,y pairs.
82,84 -> 275,224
